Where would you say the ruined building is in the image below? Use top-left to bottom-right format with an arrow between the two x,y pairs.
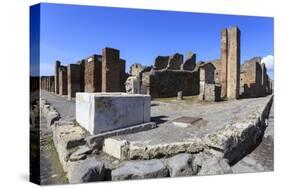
126,52 -> 199,98
125,63 -> 152,94
240,57 -> 271,97
198,62 -> 221,101
210,26 -> 272,99
51,47 -> 126,98
42,27 -> 272,100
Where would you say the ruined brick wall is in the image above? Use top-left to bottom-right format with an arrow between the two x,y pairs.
154,53 -> 184,70
154,56 -> 169,70
58,66 -> 67,95
142,69 -> 199,98
84,55 -> 102,92
198,62 -> 220,101
199,83 -> 221,101
209,59 -> 221,84
181,52 -> 196,71
240,59 -> 263,97
167,53 -> 183,70
67,64 -> 82,98
102,48 -> 126,92
199,63 -> 215,84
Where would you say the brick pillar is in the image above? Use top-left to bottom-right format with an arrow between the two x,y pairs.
220,28 -> 228,98
67,64 -> 82,99
59,66 -> 68,95
226,27 -> 240,99
55,61 -> 61,94
102,48 -> 121,92
84,55 -> 102,92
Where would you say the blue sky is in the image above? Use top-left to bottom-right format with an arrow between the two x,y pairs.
34,3 -> 274,78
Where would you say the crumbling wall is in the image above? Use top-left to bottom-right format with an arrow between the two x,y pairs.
181,52 -> 196,71
154,56 -> 169,70
240,58 -> 263,97
142,69 -> 199,98
198,62 -> 221,101
154,53 -> 183,70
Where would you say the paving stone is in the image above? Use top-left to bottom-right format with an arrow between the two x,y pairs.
67,156 -> 105,183
166,153 -> 195,177
111,159 -> 169,180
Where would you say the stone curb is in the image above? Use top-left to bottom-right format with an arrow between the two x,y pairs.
40,99 -> 106,183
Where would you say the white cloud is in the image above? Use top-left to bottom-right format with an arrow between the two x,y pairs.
261,55 -> 274,70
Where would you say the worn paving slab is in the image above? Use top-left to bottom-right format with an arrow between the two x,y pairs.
111,96 -> 270,146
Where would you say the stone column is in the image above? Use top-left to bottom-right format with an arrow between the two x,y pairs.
220,29 -> 228,98
55,61 -> 61,94
226,26 -> 240,99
